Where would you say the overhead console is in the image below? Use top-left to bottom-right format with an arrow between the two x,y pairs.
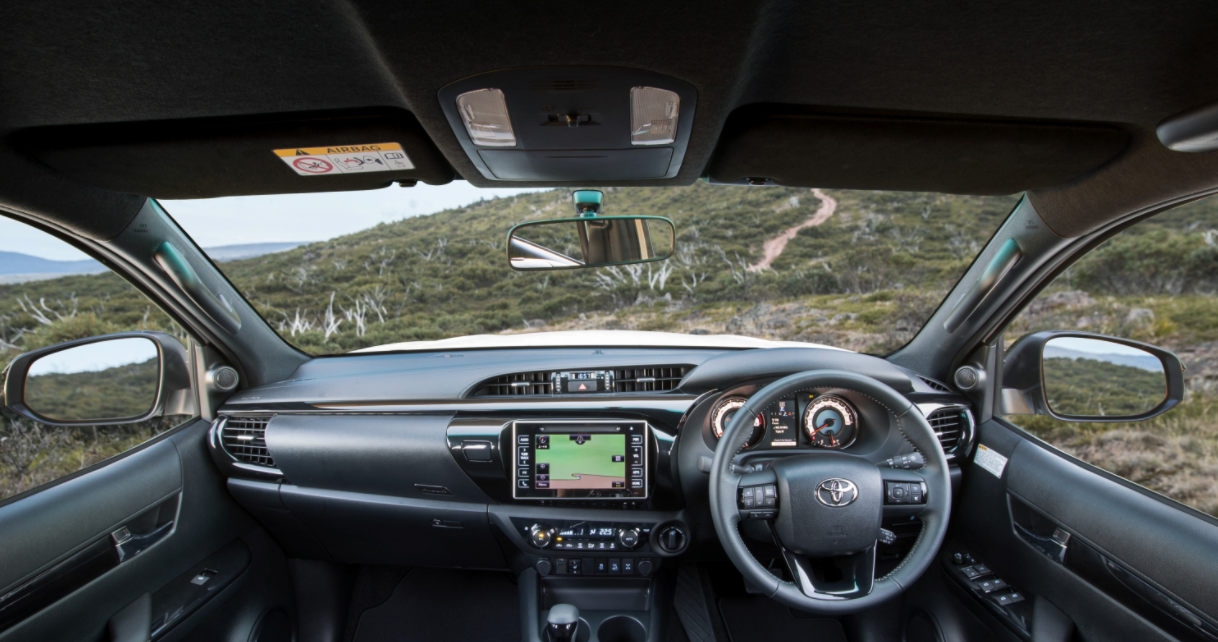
438,67 -> 697,181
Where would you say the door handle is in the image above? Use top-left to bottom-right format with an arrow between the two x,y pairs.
111,521 -> 174,563
1012,521 -> 1070,564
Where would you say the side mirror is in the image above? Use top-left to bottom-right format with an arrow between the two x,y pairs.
1002,331 -> 1184,422
507,216 -> 675,270
2,332 -> 193,426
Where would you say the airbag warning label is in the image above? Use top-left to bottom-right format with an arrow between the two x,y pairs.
273,142 -> 413,176
974,444 -> 1008,479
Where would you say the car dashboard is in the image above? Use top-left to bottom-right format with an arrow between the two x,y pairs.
208,345 -> 973,578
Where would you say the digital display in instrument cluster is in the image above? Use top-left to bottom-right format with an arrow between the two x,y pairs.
768,398 -> 799,447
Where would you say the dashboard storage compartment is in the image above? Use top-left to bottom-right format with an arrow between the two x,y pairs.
279,485 -> 505,570
265,413 -> 492,502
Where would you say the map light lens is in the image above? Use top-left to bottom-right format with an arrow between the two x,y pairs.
630,87 -> 680,145
456,88 -> 516,147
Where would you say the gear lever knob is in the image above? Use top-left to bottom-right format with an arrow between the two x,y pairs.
546,604 -> 579,641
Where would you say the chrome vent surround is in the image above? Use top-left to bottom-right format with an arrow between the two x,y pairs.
613,366 -> 691,392
220,416 -> 275,467
918,376 -> 952,392
927,407 -> 968,453
474,371 -> 554,396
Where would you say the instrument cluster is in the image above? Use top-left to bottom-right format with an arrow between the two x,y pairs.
709,393 -> 861,450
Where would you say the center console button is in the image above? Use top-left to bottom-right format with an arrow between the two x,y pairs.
622,559 -> 634,574
617,528 -> 641,549
609,559 -> 621,575
637,559 -> 653,576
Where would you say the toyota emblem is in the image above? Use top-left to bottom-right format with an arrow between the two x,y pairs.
816,478 -> 858,507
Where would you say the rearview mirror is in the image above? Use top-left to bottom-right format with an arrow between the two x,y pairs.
507,216 -> 675,270
1002,331 -> 1184,422
2,332 -> 194,426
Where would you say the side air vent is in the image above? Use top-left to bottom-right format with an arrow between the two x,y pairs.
614,366 -> 691,393
474,371 -> 554,396
918,376 -> 952,392
221,416 -> 275,467
927,407 -> 968,453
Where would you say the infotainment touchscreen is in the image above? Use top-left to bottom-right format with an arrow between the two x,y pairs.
513,420 -> 648,500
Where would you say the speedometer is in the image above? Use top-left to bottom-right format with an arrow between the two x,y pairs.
711,396 -> 765,448
803,395 -> 859,449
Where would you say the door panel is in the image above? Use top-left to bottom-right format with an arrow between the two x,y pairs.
0,420 -> 294,641
952,419 -> 1218,641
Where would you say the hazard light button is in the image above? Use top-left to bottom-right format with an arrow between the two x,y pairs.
567,380 -> 600,392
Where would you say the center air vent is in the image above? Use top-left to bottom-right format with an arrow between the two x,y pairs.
221,416 -> 275,467
474,371 -> 554,396
927,407 -> 969,453
614,366 -> 691,392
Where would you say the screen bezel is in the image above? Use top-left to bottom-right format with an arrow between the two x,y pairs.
511,420 -> 649,500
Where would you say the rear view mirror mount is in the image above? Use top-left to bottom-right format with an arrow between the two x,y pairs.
1002,331 -> 1185,422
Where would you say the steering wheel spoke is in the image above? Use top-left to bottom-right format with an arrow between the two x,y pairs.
777,542 -> 878,600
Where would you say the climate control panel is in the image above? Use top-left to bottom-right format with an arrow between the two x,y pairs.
511,518 -> 651,553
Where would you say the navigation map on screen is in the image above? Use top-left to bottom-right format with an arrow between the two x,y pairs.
535,433 -> 626,489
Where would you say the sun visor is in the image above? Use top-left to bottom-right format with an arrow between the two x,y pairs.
14,108 -> 456,199
706,106 -> 1129,195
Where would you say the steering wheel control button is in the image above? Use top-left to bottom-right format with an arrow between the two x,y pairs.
739,487 -> 756,508
885,481 -> 927,505
879,528 -> 897,546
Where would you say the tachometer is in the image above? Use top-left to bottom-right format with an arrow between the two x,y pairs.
711,396 -> 765,448
803,395 -> 858,449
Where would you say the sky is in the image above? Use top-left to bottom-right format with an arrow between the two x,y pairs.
0,182 -> 543,261
28,337 -> 158,374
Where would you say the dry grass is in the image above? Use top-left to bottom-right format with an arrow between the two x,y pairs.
1011,391 -> 1218,516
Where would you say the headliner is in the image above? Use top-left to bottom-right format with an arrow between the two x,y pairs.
2,1 -> 1218,238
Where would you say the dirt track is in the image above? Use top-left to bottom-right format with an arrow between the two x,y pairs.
748,188 -> 837,271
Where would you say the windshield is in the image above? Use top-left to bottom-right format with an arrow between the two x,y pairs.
157,184 -> 1019,355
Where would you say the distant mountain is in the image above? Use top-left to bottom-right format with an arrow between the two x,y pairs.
1043,344 -> 1163,372
0,243 -> 311,283
0,251 -> 106,281
203,242 -> 311,262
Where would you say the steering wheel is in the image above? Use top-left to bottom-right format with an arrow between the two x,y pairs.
709,370 -> 951,614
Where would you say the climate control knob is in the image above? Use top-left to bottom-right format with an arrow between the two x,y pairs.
617,527 -> 641,549
529,524 -> 556,548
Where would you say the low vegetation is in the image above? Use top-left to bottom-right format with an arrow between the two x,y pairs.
1,185 -> 1217,513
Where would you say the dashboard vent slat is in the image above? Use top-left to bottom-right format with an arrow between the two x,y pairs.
927,407 -> 967,453
221,416 -> 275,467
613,366 -> 691,393
475,371 -> 554,396
918,376 -> 952,392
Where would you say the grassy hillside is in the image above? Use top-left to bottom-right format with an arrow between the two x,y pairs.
1,184 -> 1020,357
4,184 -> 1218,513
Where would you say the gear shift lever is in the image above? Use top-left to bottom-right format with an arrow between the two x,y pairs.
546,604 -> 579,642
